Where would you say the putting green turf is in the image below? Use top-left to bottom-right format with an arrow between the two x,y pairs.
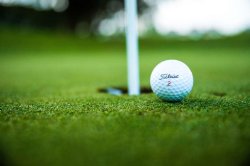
0,28 -> 250,166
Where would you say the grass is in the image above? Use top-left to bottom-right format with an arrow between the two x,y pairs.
0,28 -> 250,166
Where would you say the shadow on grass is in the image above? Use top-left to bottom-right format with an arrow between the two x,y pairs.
0,146 -> 9,166
152,96 -> 244,112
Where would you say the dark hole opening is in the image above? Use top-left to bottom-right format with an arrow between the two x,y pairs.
98,86 -> 152,95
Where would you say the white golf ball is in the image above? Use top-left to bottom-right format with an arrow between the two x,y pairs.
150,60 -> 193,102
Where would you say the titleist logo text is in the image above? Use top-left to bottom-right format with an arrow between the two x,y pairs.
159,74 -> 179,80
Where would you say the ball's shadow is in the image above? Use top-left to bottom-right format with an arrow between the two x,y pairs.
154,96 -> 229,111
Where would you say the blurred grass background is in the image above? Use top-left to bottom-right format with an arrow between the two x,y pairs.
0,27 -> 250,166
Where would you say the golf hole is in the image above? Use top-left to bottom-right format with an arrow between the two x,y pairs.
98,87 -> 152,95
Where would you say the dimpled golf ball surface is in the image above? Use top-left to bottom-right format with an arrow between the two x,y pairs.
150,60 -> 193,102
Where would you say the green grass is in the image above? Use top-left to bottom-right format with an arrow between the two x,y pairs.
0,28 -> 250,166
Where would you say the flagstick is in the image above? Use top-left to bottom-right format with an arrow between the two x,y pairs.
125,0 -> 140,95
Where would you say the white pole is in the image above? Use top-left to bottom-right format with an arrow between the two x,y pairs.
125,0 -> 140,95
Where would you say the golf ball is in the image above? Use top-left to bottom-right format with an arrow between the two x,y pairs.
150,60 -> 193,102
